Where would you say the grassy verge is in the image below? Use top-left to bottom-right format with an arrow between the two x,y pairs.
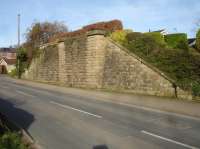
0,132 -> 27,149
0,114 -> 28,149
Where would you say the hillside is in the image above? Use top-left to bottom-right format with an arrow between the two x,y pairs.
110,30 -> 200,97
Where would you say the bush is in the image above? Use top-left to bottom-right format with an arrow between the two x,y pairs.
83,20 -> 123,32
192,83 -> 200,97
164,33 -> 188,50
126,32 -> 143,41
144,32 -> 166,46
110,30 -> 132,45
49,20 -> 123,42
113,31 -> 200,92
196,29 -> 200,51
8,68 -> 17,77
0,132 -> 27,149
125,32 -> 162,56
16,48 -> 28,78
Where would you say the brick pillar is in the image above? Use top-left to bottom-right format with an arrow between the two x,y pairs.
58,42 -> 67,84
85,30 -> 107,88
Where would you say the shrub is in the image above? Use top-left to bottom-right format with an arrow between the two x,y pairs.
114,31 -> 200,92
144,32 -> 166,46
0,132 -> 27,149
16,48 -> 28,78
164,33 -> 188,50
8,68 -> 17,77
49,20 -> 123,42
126,32 -> 143,41
192,83 -> 200,97
196,29 -> 200,51
110,30 -> 132,45
83,20 -> 123,32
125,32 -> 162,56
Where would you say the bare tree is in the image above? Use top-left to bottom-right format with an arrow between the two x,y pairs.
24,21 -> 68,61
25,21 -> 68,47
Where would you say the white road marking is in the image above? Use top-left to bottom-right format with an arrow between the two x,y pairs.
50,101 -> 102,119
118,102 -> 200,121
141,130 -> 199,149
16,90 -> 35,98
0,86 -> 10,89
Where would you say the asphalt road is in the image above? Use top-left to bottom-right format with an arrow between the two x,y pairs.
0,76 -> 200,149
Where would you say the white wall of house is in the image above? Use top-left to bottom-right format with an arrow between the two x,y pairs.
0,59 -> 16,73
7,65 -> 16,73
0,59 -> 8,67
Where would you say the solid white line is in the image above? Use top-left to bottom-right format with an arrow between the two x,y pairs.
141,130 -> 199,149
16,90 -> 35,97
50,101 -> 102,119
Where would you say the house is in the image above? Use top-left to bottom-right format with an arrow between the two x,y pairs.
188,38 -> 196,48
0,48 -> 16,74
150,29 -> 168,36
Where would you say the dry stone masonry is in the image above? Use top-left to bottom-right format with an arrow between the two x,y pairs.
23,30 -> 191,99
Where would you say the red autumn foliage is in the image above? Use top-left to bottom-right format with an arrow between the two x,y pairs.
49,20 -> 123,42
82,19 -> 123,32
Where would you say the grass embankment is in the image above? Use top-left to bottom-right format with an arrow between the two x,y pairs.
0,114 -> 28,149
110,30 -> 200,97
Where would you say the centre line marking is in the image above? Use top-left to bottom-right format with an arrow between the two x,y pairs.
141,130 -> 199,149
16,90 -> 35,98
1,86 -> 10,89
50,101 -> 102,119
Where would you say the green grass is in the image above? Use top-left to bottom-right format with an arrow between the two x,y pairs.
0,132 -> 27,149
0,117 -> 28,149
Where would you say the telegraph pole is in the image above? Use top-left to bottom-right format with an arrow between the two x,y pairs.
17,14 -> 20,78
18,14 -> 20,47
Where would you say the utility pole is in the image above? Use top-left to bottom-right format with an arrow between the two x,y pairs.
18,14 -> 20,47
17,14 -> 20,78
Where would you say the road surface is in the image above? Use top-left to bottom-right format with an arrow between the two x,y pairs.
0,76 -> 200,149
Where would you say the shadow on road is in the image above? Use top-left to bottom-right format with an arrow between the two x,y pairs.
93,144 -> 109,149
0,97 -> 34,131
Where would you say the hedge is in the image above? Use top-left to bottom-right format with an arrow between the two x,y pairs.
49,20 -> 123,42
125,32 -> 163,55
126,32 -> 143,41
192,82 -> 200,97
164,33 -> 188,50
110,29 -> 132,45
82,20 -> 123,32
145,32 -> 166,46
111,31 -> 200,94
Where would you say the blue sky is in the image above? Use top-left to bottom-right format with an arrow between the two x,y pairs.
0,0 -> 199,47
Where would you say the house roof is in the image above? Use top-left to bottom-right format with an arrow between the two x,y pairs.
0,59 -> 7,66
0,58 -> 16,65
188,38 -> 196,47
0,48 -> 16,53
150,29 -> 168,35
188,38 -> 196,44
153,29 -> 166,33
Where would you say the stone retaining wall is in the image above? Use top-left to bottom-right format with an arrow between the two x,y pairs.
22,30 -> 192,99
23,45 -> 59,83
